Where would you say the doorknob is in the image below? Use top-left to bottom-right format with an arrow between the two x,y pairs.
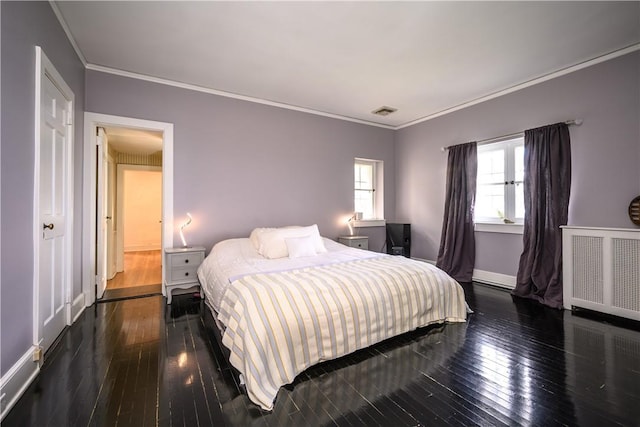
43,223 -> 54,230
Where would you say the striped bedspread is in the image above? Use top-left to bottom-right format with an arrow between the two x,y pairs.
217,255 -> 467,410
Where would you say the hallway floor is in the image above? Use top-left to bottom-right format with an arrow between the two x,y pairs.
102,250 -> 163,300
106,250 -> 162,290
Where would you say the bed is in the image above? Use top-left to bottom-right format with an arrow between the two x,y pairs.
197,225 -> 468,411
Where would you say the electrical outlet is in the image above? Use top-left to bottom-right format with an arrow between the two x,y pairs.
33,346 -> 42,362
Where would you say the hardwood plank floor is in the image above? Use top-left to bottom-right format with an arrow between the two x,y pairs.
4,283 -> 639,426
107,250 -> 162,290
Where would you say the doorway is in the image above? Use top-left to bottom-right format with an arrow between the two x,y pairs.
82,113 -> 174,307
102,128 -> 164,300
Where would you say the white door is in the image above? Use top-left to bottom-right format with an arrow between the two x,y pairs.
96,127 -> 108,298
107,157 -> 117,279
37,50 -> 73,354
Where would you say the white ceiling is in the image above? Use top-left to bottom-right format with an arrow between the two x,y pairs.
104,126 -> 163,154
55,1 -> 640,129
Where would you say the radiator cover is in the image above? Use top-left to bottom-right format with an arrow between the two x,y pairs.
563,226 -> 640,321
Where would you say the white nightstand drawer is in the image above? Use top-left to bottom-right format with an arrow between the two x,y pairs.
338,236 -> 369,250
169,265 -> 199,283
169,252 -> 203,267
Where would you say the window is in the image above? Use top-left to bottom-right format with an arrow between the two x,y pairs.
354,158 -> 384,221
475,137 -> 524,225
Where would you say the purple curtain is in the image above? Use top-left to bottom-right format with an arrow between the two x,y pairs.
513,123 -> 571,309
436,142 -> 477,282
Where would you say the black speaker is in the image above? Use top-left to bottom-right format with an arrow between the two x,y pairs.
386,223 -> 411,258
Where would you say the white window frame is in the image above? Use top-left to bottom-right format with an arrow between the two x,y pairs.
475,136 -> 524,234
354,158 -> 385,227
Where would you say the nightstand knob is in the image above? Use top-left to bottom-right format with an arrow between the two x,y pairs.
185,259 -> 189,263
185,272 -> 189,276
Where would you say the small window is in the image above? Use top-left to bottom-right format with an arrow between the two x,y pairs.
354,158 -> 384,220
476,137 -> 524,224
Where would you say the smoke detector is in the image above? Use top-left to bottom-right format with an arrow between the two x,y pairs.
371,106 -> 397,116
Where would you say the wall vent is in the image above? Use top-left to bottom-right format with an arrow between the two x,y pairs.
372,106 -> 397,116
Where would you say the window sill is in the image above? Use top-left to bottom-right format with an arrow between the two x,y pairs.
475,222 -> 523,234
353,219 -> 386,228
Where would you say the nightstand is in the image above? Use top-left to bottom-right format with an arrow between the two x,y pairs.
338,235 -> 369,250
164,246 -> 205,304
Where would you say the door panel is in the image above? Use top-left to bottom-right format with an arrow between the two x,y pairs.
96,128 -> 108,298
39,74 -> 69,353
107,157 -> 117,279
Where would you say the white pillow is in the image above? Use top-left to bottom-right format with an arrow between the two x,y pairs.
285,235 -> 317,258
249,227 -> 275,251
257,224 -> 327,259
305,224 -> 327,254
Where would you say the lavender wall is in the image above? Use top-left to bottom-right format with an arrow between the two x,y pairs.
85,71 -> 395,253
1,2 -> 85,373
395,52 -> 640,276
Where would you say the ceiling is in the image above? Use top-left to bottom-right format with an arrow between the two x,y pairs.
104,126 -> 163,154
55,1 -> 640,129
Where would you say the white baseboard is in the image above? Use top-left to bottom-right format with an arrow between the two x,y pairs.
71,293 -> 86,323
84,288 -> 94,307
124,245 -> 161,252
1,294 -> 87,420
472,269 -> 516,289
414,258 -> 516,289
0,348 -> 39,421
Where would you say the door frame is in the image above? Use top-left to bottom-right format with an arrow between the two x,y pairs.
83,113 -> 173,306
33,46 -> 75,351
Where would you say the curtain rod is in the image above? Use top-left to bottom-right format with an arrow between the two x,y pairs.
440,119 -> 583,152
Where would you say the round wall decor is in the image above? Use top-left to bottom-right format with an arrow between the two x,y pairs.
629,195 -> 640,226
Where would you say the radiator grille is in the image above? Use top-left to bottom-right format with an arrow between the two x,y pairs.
572,236 -> 603,304
612,238 -> 640,312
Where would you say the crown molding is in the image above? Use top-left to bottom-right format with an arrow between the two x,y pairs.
84,42 -> 640,132
50,1 -> 638,132
50,0 -> 395,130
396,43 -> 640,130
49,1 -> 87,67
85,64 -> 396,130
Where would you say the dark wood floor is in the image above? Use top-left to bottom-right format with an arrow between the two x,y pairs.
4,283 -> 640,426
